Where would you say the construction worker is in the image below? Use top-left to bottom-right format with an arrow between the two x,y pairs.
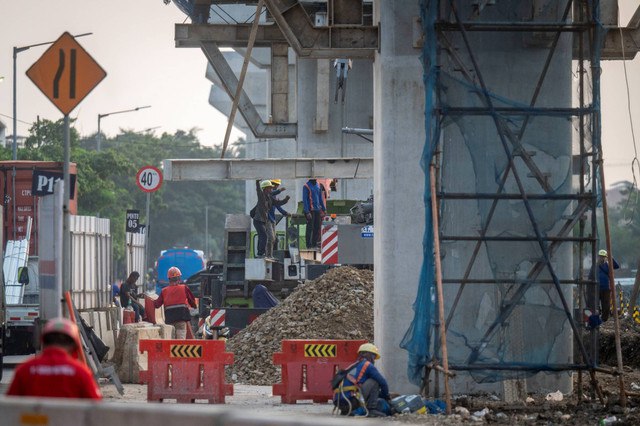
251,179 -> 289,259
154,266 -> 197,339
120,271 -> 145,322
303,178 -> 326,248
588,249 -> 620,322
6,317 -> 102,400
333,343 -> 390,417
269,179 -> 291,253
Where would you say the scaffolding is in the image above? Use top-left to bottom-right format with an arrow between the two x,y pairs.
402,0 -> 618,401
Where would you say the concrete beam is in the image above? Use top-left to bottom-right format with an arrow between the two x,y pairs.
175,23 -> 287,48
271,43 -> 290,123
201,42 -> 297,138
162,157 -> 373,181
264,0 -> 378,58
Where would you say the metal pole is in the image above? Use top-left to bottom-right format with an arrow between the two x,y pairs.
12,47 -> 18,241
205,205 -> 209,259
97,115 -> 102,151
12,47 -> 17,161
62,115 -> 71,298
144,192 -> 150,283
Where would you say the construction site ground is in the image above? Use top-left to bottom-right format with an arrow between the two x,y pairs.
94,315 -> 640,425
4,267 -> 640,424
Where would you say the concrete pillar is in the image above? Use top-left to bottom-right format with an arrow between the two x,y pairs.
373,0 -> 425,394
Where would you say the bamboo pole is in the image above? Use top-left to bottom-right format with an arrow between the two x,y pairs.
64,291 -> 88,367
430,164 -> 452,414
599,162 -> 627,408
220,0 -> 264,158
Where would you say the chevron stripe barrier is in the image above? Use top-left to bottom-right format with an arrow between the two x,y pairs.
139,339 -> 233,403
304,343 -> 337,357
273,339 -> 366,404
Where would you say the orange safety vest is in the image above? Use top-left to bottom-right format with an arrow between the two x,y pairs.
161,284 -> 190,308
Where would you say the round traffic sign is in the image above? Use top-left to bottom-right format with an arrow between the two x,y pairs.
136,166 -> 163,193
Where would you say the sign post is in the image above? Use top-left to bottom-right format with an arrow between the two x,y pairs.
136,166 -> 163,285
26,32 -> 106,310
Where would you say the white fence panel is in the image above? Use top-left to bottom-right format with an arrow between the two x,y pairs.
70,215 -> 112,309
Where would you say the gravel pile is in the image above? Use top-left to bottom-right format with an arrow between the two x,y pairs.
227,266 -> 374,385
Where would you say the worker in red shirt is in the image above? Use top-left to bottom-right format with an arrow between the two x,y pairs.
6,317 -> 102,400
154,266 -> 197,339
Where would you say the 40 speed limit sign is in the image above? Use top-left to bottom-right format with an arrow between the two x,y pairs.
136,165 -> 163,193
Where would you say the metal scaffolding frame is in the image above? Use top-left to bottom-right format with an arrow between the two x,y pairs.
425,0 -> 608,399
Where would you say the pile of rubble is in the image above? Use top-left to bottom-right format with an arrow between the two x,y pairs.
226,266 -> 374,385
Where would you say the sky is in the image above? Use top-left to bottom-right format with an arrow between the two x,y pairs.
0,0 -> 242,150
1,1 -> 640,185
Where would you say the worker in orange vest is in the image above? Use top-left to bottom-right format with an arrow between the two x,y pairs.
6,317 -> 102,399
154,266 -> 197,339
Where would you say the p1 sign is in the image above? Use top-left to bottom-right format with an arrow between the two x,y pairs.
32,170 -> 77,197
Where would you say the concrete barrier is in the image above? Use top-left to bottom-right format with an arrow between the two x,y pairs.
0,397 -> 386,426
112,323 -> 173,383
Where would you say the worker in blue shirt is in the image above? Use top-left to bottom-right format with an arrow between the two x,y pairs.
269,179 -> 290,253
588,249 -> 620,322
333,343 -> 390,417
303,178 -> 326,248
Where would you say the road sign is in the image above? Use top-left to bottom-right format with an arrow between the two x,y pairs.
126,210 -> 140,232
136,166 -> 163,193
26,32 -> 106,116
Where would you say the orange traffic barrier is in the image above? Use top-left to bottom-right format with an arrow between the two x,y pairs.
272,339 -> 367,404
139,339 -> 233,403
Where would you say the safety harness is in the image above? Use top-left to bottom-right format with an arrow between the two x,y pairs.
333,360 -> 371,416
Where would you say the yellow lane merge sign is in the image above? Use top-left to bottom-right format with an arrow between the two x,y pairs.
170,344 -> 203,358
304,344 -> 337,357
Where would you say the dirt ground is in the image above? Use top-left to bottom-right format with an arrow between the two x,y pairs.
96,315 -> 640,425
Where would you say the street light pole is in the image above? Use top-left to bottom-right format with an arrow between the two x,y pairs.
96,105 -> 151,151
205,206 -> 209,259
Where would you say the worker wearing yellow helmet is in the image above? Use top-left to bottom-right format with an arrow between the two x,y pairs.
333,342 -> 391,417
250,180 -> 289,259
587,249 -> 620,323
268,179 -> 290,254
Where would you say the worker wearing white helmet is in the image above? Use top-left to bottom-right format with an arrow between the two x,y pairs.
332,342 -> 391,417
587,249 -> 620,322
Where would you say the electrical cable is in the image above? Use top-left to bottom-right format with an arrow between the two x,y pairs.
617,22 -> 640,221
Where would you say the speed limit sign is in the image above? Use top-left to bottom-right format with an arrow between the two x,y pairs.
136,165 -> 163,193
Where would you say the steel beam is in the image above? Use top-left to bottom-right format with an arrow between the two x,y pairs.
263,0 -> 377,58
200,42 -> 297,138
162,157 -> 373,181
175,23 -> 287,48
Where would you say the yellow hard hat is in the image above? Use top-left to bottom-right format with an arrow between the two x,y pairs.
260,180 -> 274,189
271,179 -> 282,185
358,343 -> 380,359
598,249 -> 608,257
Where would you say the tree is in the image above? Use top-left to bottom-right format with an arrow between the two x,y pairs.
21,119 -> 245,278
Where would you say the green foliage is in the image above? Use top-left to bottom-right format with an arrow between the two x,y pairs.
21,118 -> 245,277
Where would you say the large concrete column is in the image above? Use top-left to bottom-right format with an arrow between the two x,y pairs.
373,0 -> 425,394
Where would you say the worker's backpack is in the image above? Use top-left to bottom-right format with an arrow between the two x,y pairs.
249,206 -> 257,218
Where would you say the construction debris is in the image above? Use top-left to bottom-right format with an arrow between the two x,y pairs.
227,266 -> 374,385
